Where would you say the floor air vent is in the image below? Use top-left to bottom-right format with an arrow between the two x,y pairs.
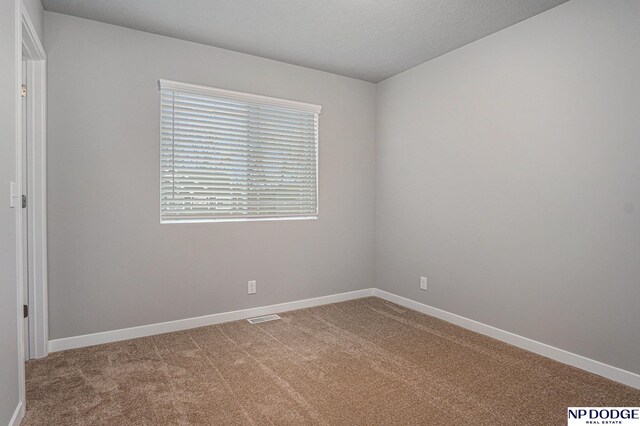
247,314 -> 281,324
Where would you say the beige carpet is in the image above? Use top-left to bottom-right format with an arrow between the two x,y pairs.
25,297 -> 639,425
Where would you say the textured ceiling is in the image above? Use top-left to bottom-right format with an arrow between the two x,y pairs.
42,0 -> 568,82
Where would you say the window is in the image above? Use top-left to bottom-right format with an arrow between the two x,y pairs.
159,80 -> 321,223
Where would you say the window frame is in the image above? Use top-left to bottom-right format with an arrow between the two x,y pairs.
158,79 -> 321,224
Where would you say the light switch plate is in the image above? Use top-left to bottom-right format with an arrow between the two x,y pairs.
9,182 -> 17,208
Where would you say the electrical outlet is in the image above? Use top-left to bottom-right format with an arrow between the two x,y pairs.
420,276 -> 427,291
248,280 -> 257,295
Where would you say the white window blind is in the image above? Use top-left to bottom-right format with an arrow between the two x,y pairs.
159,80 -> 321,223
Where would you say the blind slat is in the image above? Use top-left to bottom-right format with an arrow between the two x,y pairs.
162,107 -> 316,131
162,115 -> 317,135
161,173 -> 317,184
164,94 -> 318,122
162,126 -> 316,146
161,146 -> 316,161
161,152 -> 315,168
160,138 -> 316,155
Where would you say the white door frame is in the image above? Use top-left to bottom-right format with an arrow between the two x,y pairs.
13,2 -> 47,421
20,3 -> 48,361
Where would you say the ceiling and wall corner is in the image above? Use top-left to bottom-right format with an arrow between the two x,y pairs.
375,0 -> 640,374
41,0 -> 567,83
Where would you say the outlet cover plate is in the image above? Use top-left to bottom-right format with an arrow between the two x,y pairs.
420,276 -> 427,290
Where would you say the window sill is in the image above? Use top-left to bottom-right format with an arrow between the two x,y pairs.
161,216 -> 318,224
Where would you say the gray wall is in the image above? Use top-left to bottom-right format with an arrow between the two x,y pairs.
45,12 -> 376,339
0,2 -> 20,422
376,0 -> 640,374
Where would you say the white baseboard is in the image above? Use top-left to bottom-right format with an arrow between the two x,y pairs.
48,288 -> 375,353
47,287 -> 639,390
8,401 -> 24,426
373,289 -> 640,390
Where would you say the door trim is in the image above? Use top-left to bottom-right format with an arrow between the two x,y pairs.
21,5 -> 48,360
14,3 -> 47,420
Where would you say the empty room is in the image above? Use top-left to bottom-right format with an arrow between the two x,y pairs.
2,0 -> 639,424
